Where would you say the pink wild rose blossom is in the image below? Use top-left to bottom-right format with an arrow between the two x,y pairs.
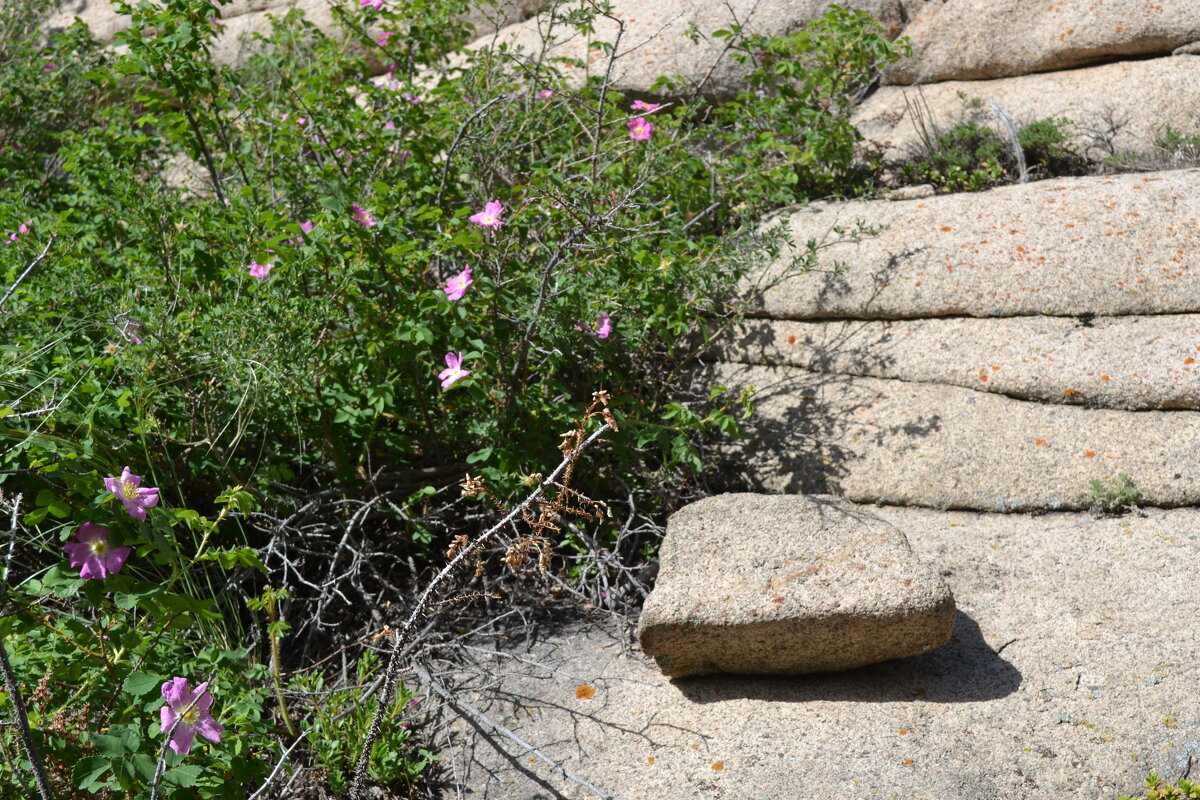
577,312 -> 613,339
160,678 -> 223,756
247,261 -> 274,280
378,30 -> 397,46
351,205 -> 377,227
360,0 -> 383,8
438,352 -> 470,389
103,466 -> 160,521
630,100 -> 661,113
537,89 -> 554,99
627,117 -> 653,141
63,523 -> 131,580
443,265 -> 473,301
5,220 -> 31,244
469,200 -> 503,229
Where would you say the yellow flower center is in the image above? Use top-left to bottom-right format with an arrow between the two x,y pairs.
121,480 -> 140,500
89,539 -> 109,557
182,707 -> 200,725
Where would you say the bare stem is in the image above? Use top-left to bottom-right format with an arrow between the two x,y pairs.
344,418 -> 613,799
0,494 -> 55,800
0,235 -> 56,314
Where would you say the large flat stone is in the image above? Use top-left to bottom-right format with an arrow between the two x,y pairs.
885,0 -> 1200,84
43,0 -> 538,69
466,0 -> 910,98
720,315 -> 1200,410
707,362 -> 1200,511
752,169 -> 1200,320
856,56 -> 1200,162
638,493 -> 955,677
436,507 -> 1200,800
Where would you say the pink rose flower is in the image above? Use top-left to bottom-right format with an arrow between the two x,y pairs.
627,117 -> 653,141
577,312 -> 613,339
630,100 -> 661,113
63,523 -> 131,580
247,261 -> 274,280
103,467 -> 160,521
438,351 -> 470,389
160,678 -> 223,756
443,265 -> 473,301
351,204 -> 377,227
469,200 -> 503,229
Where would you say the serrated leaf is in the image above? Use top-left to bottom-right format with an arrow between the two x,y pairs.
88,733 -> 128,757
164,764 -> 203,788
73,755 -> 115,791
122,671 -> 161,697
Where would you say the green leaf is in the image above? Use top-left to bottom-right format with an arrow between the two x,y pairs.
73,756 -> 116,791
164,764 -> 203,788
89,733 -> 129,757
122,671 -> 161,697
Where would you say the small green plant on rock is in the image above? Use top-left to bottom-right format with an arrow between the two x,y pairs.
1118,773 -> 1200,800
1089,472 -> 1141,515
1018,117 -> 1089,177
896,91 -> 1090,191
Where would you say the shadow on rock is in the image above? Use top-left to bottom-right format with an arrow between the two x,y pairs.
671,611 -> 1019,704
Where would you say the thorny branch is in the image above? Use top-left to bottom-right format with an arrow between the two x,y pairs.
0,493 -> 56,800
346,393 -> 616,799
0,234 -> 57,315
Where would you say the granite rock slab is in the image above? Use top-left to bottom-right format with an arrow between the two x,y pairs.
719,315 -> 1200,410
43,0 -> 539,70
707,362 -> 1200,511
437,507 -> 1200,800
885,0 -> 1200,84
465,0 -> 911,98
638,493 -> 955,677
856,56 -> 1200,162
751,169 -> 1200,320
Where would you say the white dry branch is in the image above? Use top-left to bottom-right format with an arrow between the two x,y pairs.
345,397 -> 615,800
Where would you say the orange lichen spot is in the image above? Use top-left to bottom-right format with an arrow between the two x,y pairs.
575,684 -> 596,699
1101,375 -> 1110,382
991,365 -> 1000,371
647,756 -> 655,765
1115,25 -> 1124,31
529,757 -> 538,763
1185,357 -> 1196,365
1035,439 -> 1046,446
690,744 -> 698,750
979,373 -> 989,382
899,729 -> 910,735
1063,388 -> 1076,397
787,334 -> 797,345
1085,451 -> 1096,458
712,762 -> 725,771
940,226 -> 952,232
904,759 -> 915,766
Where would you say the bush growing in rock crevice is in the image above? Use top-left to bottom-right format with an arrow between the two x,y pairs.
0,1 -> 909,796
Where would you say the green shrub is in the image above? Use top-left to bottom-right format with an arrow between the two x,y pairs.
0,0 -> 906,795
1018,117 -> 1088,177
897,120 -> 1008,192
